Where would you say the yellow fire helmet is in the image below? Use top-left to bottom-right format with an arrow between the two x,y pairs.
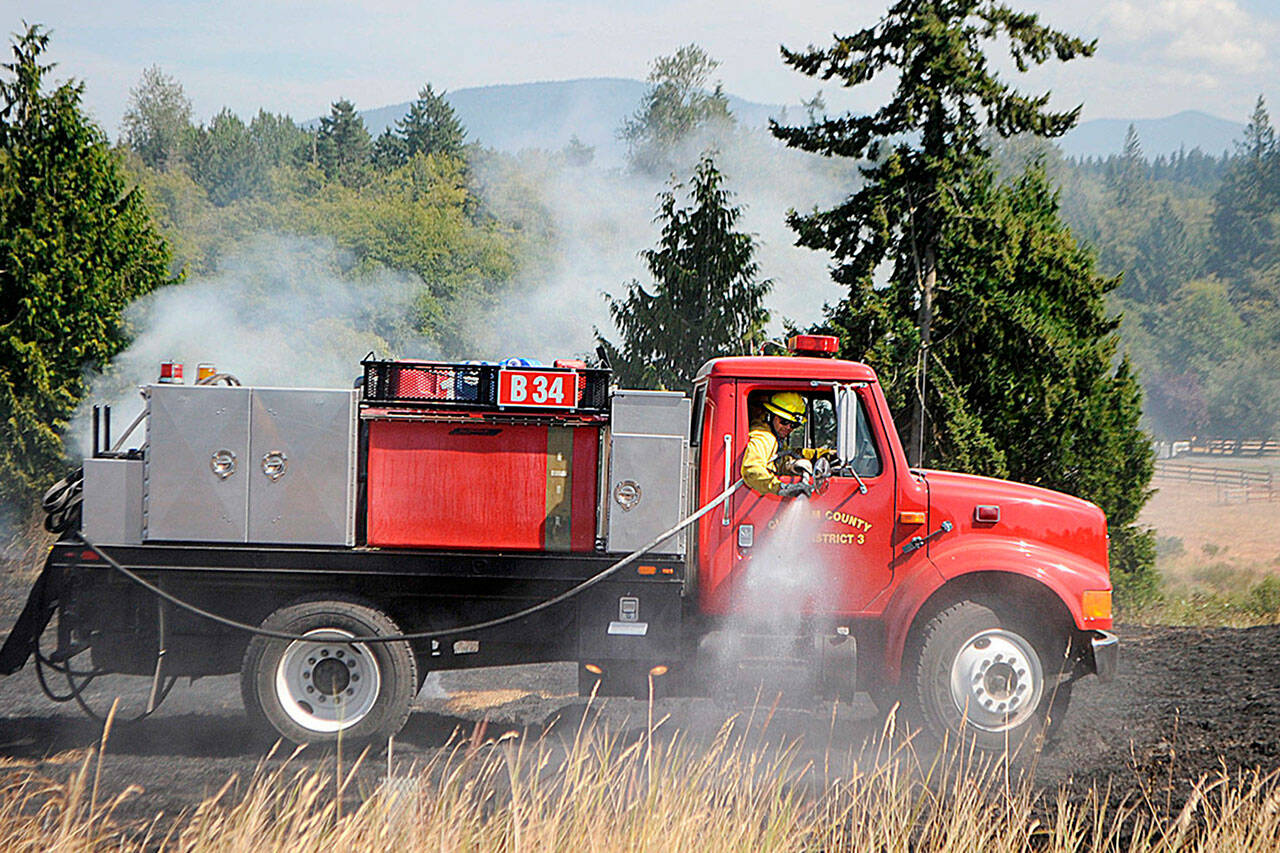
763,391 -> 806,424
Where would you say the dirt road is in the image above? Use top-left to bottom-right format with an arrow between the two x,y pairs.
0,574 -> 1277,827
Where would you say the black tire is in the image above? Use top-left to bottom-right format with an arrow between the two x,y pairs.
905,599 -> 1065,752
241,596 -> 418,746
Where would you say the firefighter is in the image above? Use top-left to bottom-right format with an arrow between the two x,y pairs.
742,391 -> 829,498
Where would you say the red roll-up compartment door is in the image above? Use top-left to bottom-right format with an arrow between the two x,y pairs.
366,420 -> 598,551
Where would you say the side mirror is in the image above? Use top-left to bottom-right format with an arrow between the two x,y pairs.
834,385 -> 868,493
835,384 -> 855,470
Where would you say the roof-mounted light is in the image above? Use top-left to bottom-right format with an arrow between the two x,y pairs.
787,334 -> 839,357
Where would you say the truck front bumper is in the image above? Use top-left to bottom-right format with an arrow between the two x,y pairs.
1089,630 -> 1118,683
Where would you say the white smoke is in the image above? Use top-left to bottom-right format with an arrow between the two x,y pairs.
70,233 -> 437,457
464,123 -> 856,362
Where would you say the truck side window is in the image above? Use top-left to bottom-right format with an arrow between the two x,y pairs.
808,396 -> 837,451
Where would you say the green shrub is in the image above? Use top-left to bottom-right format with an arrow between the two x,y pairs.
1247,576 -> 1280,617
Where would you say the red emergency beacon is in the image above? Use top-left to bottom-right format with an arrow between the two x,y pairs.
787,334 -> 840,356
158,361 -> 184,384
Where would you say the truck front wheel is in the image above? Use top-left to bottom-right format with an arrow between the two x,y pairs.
907,599 -> 1063,751
241,597 -> 418,746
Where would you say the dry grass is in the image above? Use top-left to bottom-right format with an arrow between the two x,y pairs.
1136,466 -> 1280,625
0,511 -> 54,581
2,704 -> 1280,851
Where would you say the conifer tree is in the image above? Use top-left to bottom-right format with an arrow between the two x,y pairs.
186,107 -> 257,205
1209,95 -> 1279,305
925,166 -> 1155,597
315,98 -> 370,184
598,154 -> 770,390
397,84 -> 465,160
0,24 -> 174,505
374,85 -> 467,170
774,3 -> 1156,592
1129,198 -> 1195,308
1108,124 -> 1151,210
772,1 -> 1095,465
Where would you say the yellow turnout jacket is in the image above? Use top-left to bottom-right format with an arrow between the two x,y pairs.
742,419 -> 783,495
741,418 -> 834,496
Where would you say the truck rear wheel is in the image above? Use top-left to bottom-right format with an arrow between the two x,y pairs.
241,596 -> 417,746
907,599 -> 1063,751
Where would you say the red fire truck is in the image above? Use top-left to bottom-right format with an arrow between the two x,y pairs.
0,337 -> 1116,750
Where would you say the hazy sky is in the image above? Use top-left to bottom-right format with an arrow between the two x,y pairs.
18,0 -> 1280,138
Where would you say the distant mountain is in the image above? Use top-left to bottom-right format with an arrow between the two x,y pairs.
1060,111 -> 1244,159
341,79 -> 1244,164
353,78 -> 791,166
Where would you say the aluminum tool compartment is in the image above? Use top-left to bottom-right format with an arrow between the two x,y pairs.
142,384 -> 357,546
604,390 -> 691,555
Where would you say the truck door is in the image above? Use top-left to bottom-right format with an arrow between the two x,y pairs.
717,383 -> 897,616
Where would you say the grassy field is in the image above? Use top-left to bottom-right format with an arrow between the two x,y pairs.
1,706 -> 1278,852
1137,454 -> 1280,625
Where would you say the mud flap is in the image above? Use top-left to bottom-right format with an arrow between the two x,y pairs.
0,561 -> 65,674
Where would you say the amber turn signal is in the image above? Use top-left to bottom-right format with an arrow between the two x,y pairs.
584,663 -> 603,675
1082,590 -> 1112,621
898,511 -> 926,525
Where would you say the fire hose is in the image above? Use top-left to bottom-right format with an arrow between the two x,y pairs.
72,478 -> 746,645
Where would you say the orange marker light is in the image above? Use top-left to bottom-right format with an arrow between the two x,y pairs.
637,565 -> 657,575
898,511 -> 926,525
1082,590 -> 1112,621
584,663 -> 603,675
648,665 -> 669,677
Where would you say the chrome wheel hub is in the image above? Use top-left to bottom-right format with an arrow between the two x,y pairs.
275,629 -> 381,733
948,629 -> 1043,732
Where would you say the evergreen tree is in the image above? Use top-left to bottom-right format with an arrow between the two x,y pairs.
372,85 -> 467,170
772,1 -> 1095,465
371,128 -> 406,170
598,154 -> 770,390
922,166 -> 1155,597
247,109 -> 310,171
397,84 -> 465,160
620,44 -> 733,176
186,107 -> 257,205
1107,124 -> 1151,210
121,65 -> 192,171
0,25 -> 174,505
315,98 -> 371,184
1129,197 -> 1195,308
1209,96 -> 1279,305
